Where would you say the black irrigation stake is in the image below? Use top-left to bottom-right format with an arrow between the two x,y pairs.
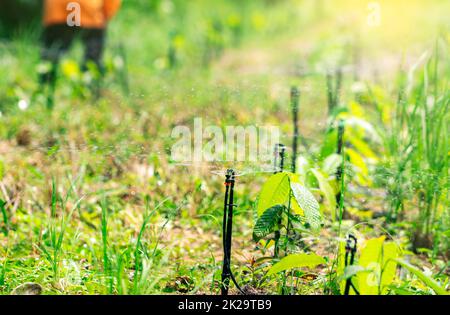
335,119 -> 345,217
221,169 -> 244,295
326,68 -> 343,115
273,144 -> 286,258
291,87 -> 300,173
326,71 -> 334,114
335,68 -> 343,109
273,144 -> 286,174
344,234 -> 359,295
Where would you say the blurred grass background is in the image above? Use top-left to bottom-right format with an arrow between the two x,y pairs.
0,0 -> 448,295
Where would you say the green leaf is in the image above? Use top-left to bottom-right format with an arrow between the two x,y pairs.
0,160 -> 5,180
257,173 -> 290,216
346,148 -> 370,186
320,128 -> 338,159
344,116 -> 380,142
253,205 -> 284,242
337,240 -> 347,293
311,169 -> 336,218
267,253 -> 325,276
357,237 -> 399,295
347,133 -> 378,160
394,259 -> 448,295
290,183 -> 322,230
340,265 -> 369,281
0,199 -> 8,236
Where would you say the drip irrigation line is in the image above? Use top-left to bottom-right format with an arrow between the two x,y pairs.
326,68 -> 343,114
221,169 -> 246,295
273,144 -> 286,259
335,119 -> 345,218
344,234 -> 359,295
273,144 -> 286,174
291,87 -> 300,173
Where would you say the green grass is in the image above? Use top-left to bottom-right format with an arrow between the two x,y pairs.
0,0 -> 449,295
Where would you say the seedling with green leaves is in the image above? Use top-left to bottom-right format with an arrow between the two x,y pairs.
252,170 -> 324,274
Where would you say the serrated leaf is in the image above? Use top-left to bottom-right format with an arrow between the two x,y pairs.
267,253 -> 325,276
290,183 -> 322,230
257,173 -> 290,216
253,205 -> 284,242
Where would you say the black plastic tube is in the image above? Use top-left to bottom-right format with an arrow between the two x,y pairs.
335,120 -> 345,215
291,87 -> 300,173
344,235 -> 358,295
221,169 -> 244,295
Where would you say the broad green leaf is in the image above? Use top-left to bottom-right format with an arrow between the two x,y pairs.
380,242 -> 398,294
337,240 -> 347,294
346,148 -> 370,186
286,172 -> 301,184
342,116 -> 381,142
290,183 -> 322,230
1,199 -> 8,236
289,194 -> 304,216
286,173 -> 304,216
0,160 -> 4,180
347,134 -> 378,161
311,169 -> 336,218
348,100 -> 366,119
257,173 -> 290,216
340,265 -> 368,281
267,253 -> 325,276
320,129 -> 338,159
394,259 -> 448,295
357,237 -> 399,295
253,205 -> 284,242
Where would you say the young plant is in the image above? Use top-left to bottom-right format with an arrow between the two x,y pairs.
253,169 -> 323,294
374,46 -> 449,251
39,179 -> 83,280
337,236 -> 400,295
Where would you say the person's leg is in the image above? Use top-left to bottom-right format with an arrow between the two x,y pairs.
40,25 -> 74,85
81,28 -> 106,73
81,28 -> 106,99
39,24 -> 75,108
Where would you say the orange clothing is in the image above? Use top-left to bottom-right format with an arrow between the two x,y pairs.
43,0 -> 121,28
